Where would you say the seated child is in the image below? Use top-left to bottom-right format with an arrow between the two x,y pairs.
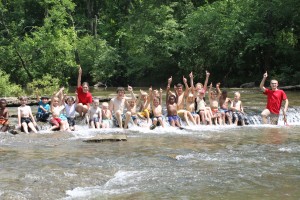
0,99 -> 9,132
64,95 -> 77,131
17,96 -> 38,133
86,98 -> 102,129
125,85 -> 139,126
137,89 -> 151,123
166,79 -> 181,127
195,89 -> 212,125
150,88 -> 164,129
36,94 -> 50,122
101,102 -> 113,128
231,92 -> 246,126
49,87 -> 69,131
208,83 -> 222,125
186,91 -> 201,125
217,85 -> 232,125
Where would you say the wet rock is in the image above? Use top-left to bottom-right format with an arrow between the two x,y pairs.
83,134 -> 127,142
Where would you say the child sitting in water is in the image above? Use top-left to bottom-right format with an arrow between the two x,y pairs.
208,83 -> 222,125
17,96 -> 38,133
217,84 -> 232,125
166,78 -> 181,127
125,86 -> 138,126
64,95 -> 77,131
149,88 -> 164,129
0,99 -> 9,132
231,92 -> 246,126
186,90 -> 201,125
36,93 -> 50,122
137,89 -> 151,123
86,98 -> 102,129
101,102 -> 113,128
49,87 -> 69,131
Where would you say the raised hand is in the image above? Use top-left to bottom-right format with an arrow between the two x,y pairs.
183,76 -> 187,83
168,76 -> 172,85
216,82 -> 220,88
78,66 -> 82,74
128,85 -> 133,92
206,70 -> 210,77
189,72 -> 193,79
263,71 -> 268,78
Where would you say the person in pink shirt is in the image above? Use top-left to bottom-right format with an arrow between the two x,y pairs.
76,65 -> 93,117
260,71 -> 288,125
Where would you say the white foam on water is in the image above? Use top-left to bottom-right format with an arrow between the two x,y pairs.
278,147 -> 292,153
176,153 -> 195,160
64,170 -> 146,199
70,128 -> 125,140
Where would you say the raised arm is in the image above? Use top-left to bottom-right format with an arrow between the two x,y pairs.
166,76 -> 172,105
189,72 -> 194,91
183,76 -> 189,96
203,70 -> 210,90
159,88 -> 163,105
216,83 -> 221,99
77,65 -> 82,88
208,83 -> 212,101
127,85 -> 136,101
260,71 -> 267,92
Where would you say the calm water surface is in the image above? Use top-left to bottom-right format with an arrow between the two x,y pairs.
1,89 -> 299,199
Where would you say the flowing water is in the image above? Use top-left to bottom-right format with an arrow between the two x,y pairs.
1,89 -> 300,199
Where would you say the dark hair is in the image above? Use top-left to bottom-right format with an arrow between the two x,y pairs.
0,99 -> 7,103
41,96 -> 49,100
116,87 -> 125,93
66,96 -> 74,102
176,83 -> 183,88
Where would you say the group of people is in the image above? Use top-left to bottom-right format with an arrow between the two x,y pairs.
0,66 -> 289,133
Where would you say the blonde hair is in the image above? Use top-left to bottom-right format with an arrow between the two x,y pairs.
234,92 -> 241,98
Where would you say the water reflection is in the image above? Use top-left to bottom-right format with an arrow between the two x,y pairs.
261,128 -> 288,144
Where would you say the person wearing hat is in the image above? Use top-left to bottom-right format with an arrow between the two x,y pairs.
36,93 -> 50,122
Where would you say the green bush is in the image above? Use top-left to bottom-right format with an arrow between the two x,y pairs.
27,74 -> 66,96
0,70 -> 24,97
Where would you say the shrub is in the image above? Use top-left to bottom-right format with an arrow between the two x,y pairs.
27,74 -> 66,96
0,70 -> 24,97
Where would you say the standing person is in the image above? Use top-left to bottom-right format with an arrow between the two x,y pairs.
76,65 -> 93,117
0,99 -> 9,132
17,97 -> 38,133
260,71 -> 288,125
109,87 -> 133,129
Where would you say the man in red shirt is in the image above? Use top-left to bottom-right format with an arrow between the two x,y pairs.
260,71 -> 288,124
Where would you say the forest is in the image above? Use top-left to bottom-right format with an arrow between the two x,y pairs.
0,0 -> 299,96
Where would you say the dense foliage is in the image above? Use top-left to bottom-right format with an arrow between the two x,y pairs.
0,0 -> 299,90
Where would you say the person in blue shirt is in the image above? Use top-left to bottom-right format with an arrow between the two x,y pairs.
36,95 -> 50,122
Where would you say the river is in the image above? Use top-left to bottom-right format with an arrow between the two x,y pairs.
0,88 -> 299,199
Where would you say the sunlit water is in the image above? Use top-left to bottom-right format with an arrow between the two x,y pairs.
1,89 -> 300,199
